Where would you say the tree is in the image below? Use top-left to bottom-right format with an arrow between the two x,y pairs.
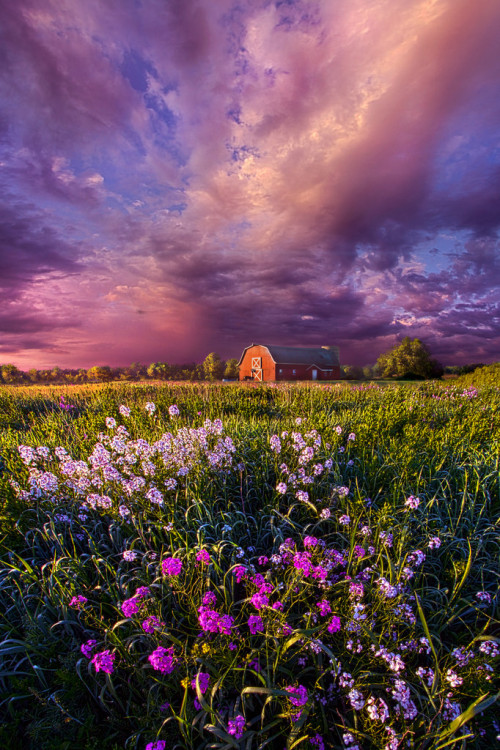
88,365 -> 114,382
376,337 -> 443,379
203,352 -> 224,381
342,365 -> 364,380
0,364 -> 23,384
147,362 -> 171,380
224,358 -> 239,379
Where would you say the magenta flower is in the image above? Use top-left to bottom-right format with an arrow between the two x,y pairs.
287,684 -> 308,707
161,557 -> 182,576
191,672 -> 210,693
196,549 -> 210,565
148,646 -> 176,674
251,592 -> 269,610
145,742 -> 166,750
202,591 -> 217,606
69,595 -> 88,609
316,600 -> 332,616
121,597 -> 141,617
227,714 -> 245,739
80,639 -> 97,658
327,616 -> 342,633
248,615 -> 264,634
91,649 -> 115,674
142,615 -> 164,634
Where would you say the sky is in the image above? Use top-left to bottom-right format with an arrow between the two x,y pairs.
1,0 -> 499,370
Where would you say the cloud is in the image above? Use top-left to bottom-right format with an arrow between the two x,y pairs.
0,0 -> 499,368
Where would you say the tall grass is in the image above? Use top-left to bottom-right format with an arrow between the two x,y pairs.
0,381 -> 498,750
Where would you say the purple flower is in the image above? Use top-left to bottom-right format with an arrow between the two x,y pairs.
69,595 -> 88,609
148,646 -> 176,674
142,615 -> 163,634
191,671 -> 210,693
248,615 -> 264,634
80,639 -> 97,658
327,616 -> 342,633
316,600 -> 332,616
227,714 -> 245,739
123,550 -> 137,561
251,592 -> 269,610
168,404 -> 180,417
145,402 -> 156,415
196,549 -> 210,565
145,742 -> 166,750
287,684 -> 308,707
405,495 -> 420,510
276,482 -> 287,494
202,591 -> 217,606
91,649 -> 115,674
233,565 -> 247,583
121,597 -> 141,617
119,405 -> 131,417
161,557 -> 182,576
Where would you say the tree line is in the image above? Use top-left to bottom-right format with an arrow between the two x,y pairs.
0,354 -> 239,385
0,338 -> 489,385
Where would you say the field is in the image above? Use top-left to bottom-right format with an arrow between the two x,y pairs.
0,380 -> 499,750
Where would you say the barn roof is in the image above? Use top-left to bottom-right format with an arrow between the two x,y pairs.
238,344 -> 340,367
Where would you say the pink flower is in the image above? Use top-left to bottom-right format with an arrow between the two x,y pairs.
248,615 -> 264,634
91,649 -> 115,674
227,714 -> 245,739
196,549 -> 210,565
327,616 -> 342,633
161,557 -> 182,576
148,646 -> 176,674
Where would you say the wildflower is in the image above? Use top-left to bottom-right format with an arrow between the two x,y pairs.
227,715 -> 245,739
121,597 -> 141,617
320,508 -> 331,519
416,667 -> 434,687
327,616 -> 342,633
276,482 -> 287,494
335,426 -> 342,435
196,549 -> 210,565
69,595 -> 88,609
105,417 -> 116,429
296,490 -> 309,503
348,433 -> 356,441
316,599 -> 332,616
202,591 -> 217,606
251,592 -> 269,610
145,741 -> 166,750
161,557 -> 182,576
310,734 -> 325,750
142,616 -> 163,634
80,639 -> 97,658
119,405 -> 131,417
248,615 -> 264,634
258,555 -> 269,566
148,646 -> 176,674
349,582 -> 364,598
451,647 -> 473,667
135,586 -> 150,598
270,435 -> 282,453
445,669 -> 463,687
233,565 -> 247,583
191,672 -> 210,693
122,550 -> 137,562
348,689 -> 365,710
366,696 -> 390,722
479,641 -> 499,657
337,485 -> 350,496
92,649 -> 115,674
287,684 -> 308,707
119,504 -> 131,518
168,404 -> 180,417
379,531 -> 393,547
404,495 -> 420,510
476,591 -> 492,603
145,402 -> 156,415
428,536 -> 441,549
353,545 -> 365,559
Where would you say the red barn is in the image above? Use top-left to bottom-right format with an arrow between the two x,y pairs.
238,344 -> 341,382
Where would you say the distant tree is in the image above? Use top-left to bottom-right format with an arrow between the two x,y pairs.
147,362 -> 171,380
203,352 -> 224,381
362,365 -> 374,380
88,365 -> 114,382
224,358 -> 239,379
376,337 -> 443,379
1,364 -> 23,384
28,368 -> 40,383
342,365 -> 365,380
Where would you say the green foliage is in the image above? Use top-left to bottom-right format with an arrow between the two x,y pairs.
0,380 -> 499,749
455,362 -> 500,388
224,358 -> 239,379
203,352 -> 224,381
376,337 -> 444,379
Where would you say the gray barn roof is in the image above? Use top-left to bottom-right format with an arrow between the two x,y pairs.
238,344 -> 340,367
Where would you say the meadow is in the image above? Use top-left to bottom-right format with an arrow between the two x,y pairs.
0,379 -> 498,750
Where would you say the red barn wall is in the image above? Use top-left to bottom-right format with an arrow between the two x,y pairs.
239,345 -> 276,381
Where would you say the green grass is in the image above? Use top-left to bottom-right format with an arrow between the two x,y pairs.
0,380 -> 499,750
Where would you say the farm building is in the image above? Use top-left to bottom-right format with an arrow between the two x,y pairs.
238,344 -> 341,382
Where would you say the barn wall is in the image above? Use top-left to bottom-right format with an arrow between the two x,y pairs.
239,345 -> 275,381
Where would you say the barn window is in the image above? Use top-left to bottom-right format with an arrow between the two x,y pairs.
292,369 -> 296,375
279,369 -> 282,373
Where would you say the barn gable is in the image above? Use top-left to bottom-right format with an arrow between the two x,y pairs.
238,344 -> 341,382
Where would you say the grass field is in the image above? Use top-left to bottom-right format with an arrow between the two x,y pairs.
0,380 -> 499,750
